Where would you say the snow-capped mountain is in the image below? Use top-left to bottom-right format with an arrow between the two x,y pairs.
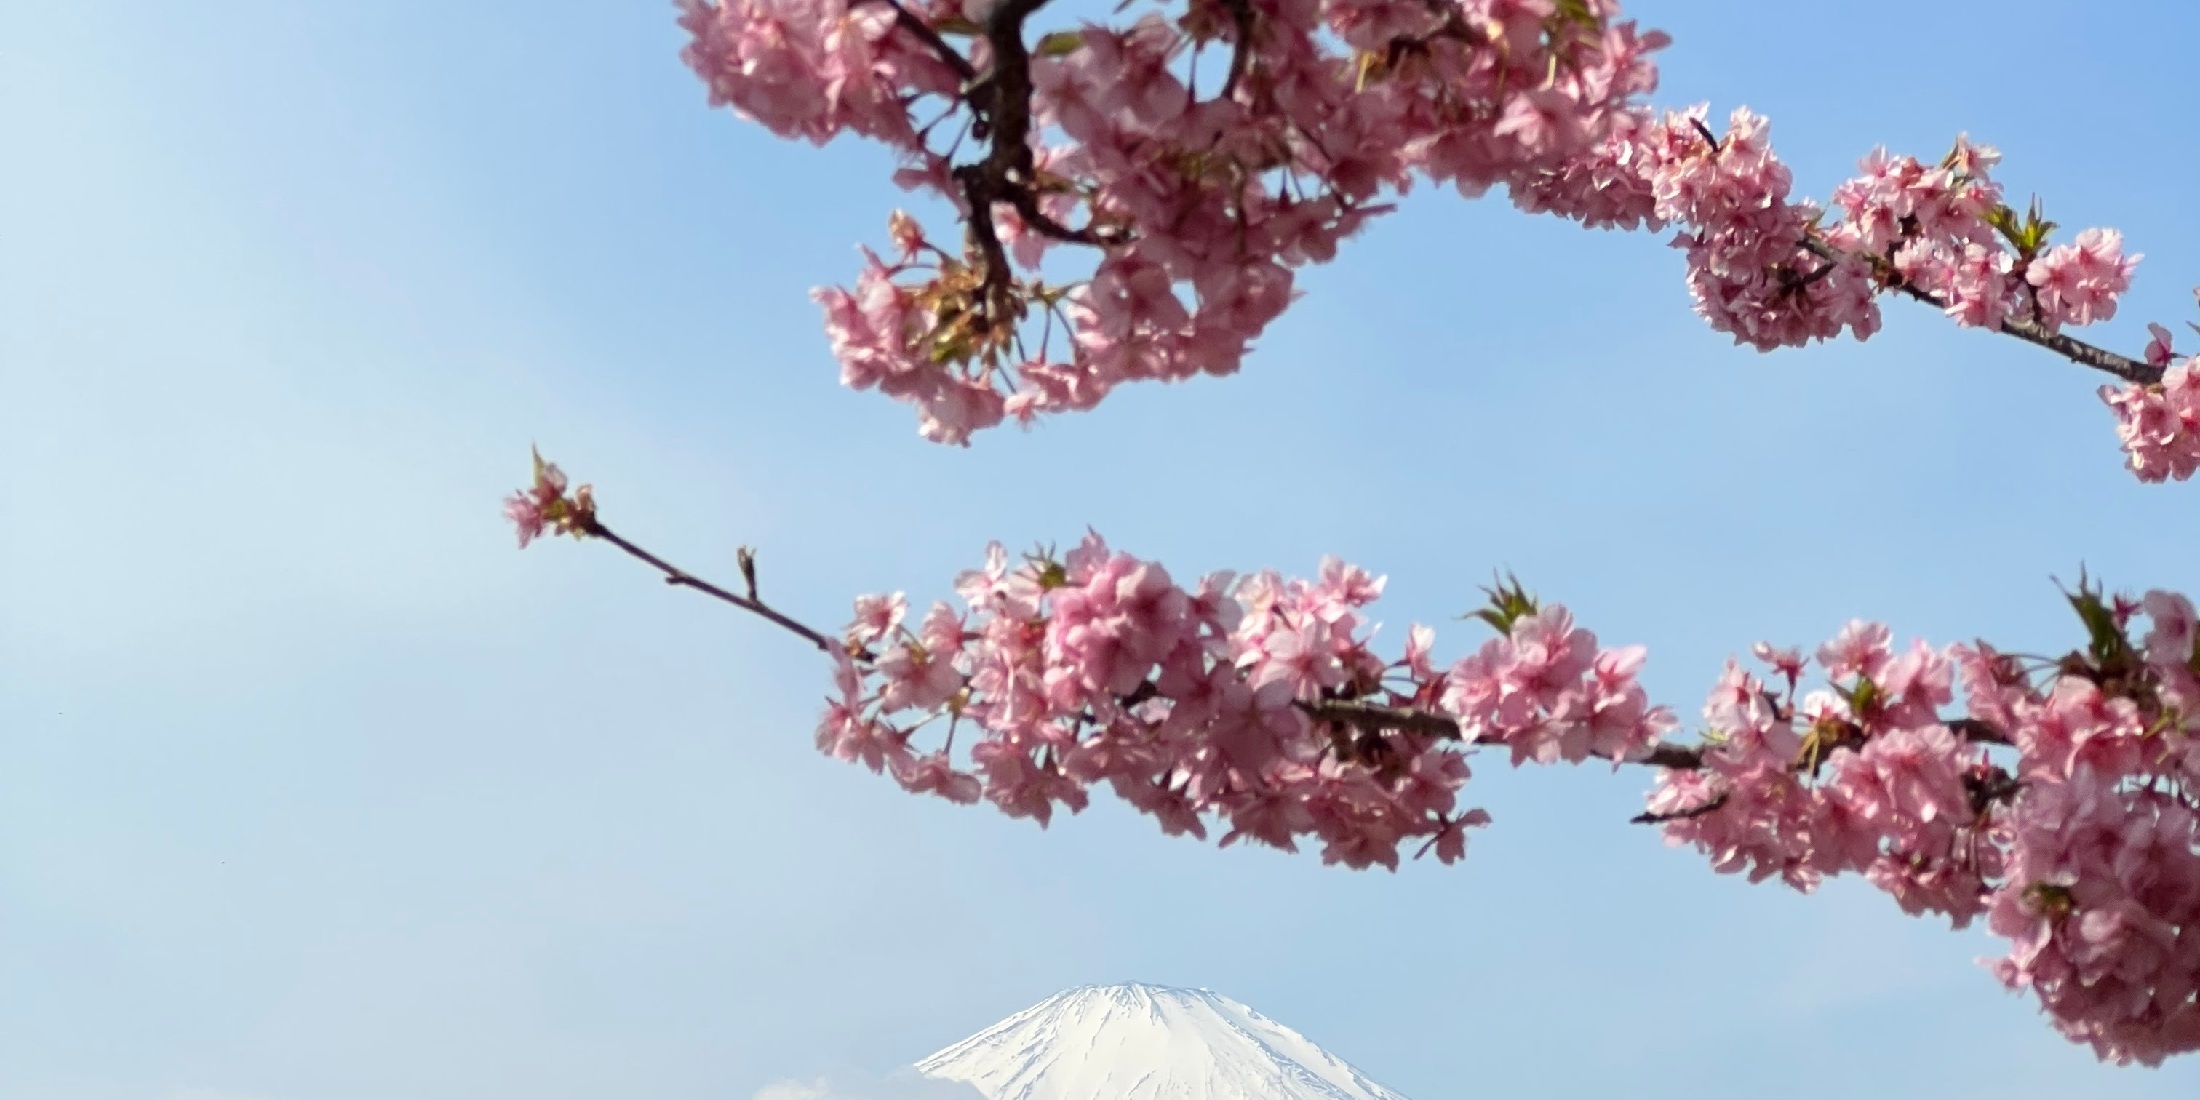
914,983 -> 1413,1100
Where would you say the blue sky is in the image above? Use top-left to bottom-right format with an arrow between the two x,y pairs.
5,1 -> 2199,1097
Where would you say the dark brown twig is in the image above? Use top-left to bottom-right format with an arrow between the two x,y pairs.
940,0 -> 1129,315
1296,699 -> 2014,777
1297,700 -> 1722,771
1965,767 -> 2026,817
1687,116 -> 1721,153
1631,793 -> 1729,825
1946,717 -> 2013,747
1295,698 -> 1461,737
1217,0 -> 1257,101
585,520 -> 843,656
870,0 -> 978,82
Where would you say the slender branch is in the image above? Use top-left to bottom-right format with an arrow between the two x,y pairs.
1798,235 -> 2161,386
1297,699 -> 2013,777
1642,743 -> 1712,769
1217,0 -> 1257,102
1991,314 -> 2160,385
1632,741 -> 2024,828
584,520 -> 843,657
1296,698 -> 1460,737
1687,116 -> 1721,152
1947,717 -> 2012,747
570,521 -> 1728,768
1004,185 -> 1125,246
869,0 -> 979,82
1967,771 -> 2025,816
1632,792 -> 1728,825
1298,699 -> 1713,769
936,0 -> 1137,315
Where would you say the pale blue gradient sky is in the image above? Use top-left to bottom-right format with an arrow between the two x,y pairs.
5,2 -> 2199,1098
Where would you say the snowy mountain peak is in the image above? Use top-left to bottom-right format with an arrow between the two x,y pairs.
914,983 -> 1413,1100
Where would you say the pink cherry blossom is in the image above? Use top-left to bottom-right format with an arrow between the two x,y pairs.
2103,364 -> 2200,483
2029,228 -> 2141,330
816,533 -> 1673,873
681,0 -> 1668,440
1643,596 -> 2200,1064
2148,323 -> 2178,367
502,449 -> 594,547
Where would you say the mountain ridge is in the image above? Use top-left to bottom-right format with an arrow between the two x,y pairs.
913,982 -> 1412,1100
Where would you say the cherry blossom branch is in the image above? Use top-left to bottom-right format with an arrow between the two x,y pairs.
499,454 -> 846,656
1296,699 -> 2012,772
509,452 -> 2028,798
542,495 -> 2051,841
1297,698 -> 1708,769
550,492 -> 1718,785
1799,235 -> 2161,386
508,455 -> 2058,849
564,501 -> 1709,785
689,0 -> 1669,444
586,521 -> 845,656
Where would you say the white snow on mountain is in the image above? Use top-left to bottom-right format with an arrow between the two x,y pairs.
913,983 -> 1413,1100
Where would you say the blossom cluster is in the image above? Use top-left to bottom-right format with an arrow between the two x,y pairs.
831,532 -> 2200,1061
1642,627 -> 1992,911
1525,104 -> 2200,478
1646,587 -> 2200,1066
2101,295 -> 2200,483
820,533 -> 1675,869
2103,362 -> 2200,483
502,449 -> 596,548
1531,105 -> 2142,351
678,0 -> 1667,442
680,0 -> 2194,481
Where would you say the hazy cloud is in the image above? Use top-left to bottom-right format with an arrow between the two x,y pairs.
752,1069 -> 986,1100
